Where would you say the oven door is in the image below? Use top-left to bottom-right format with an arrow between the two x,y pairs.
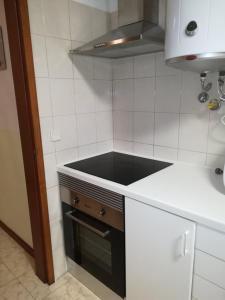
62,202 -> 125,298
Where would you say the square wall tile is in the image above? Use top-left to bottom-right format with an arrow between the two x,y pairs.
179,113 -> 209,152
114,140 -> 133,153
46,37 -> 73,78
133,143 -> 154,158
97,140 -> 113,154
134,53 -> 155,78
156,52 -> 180,76
78,143 -> 97,160
36,78 -> 52,117
134,112 -> 154,144
69,1 -> 93,42
154,113 -> 179,148
94,80 -> 112,112
50,219 -> 64,250
44,153 -> 58,188
54,115 -> 77,151
31,35 -> 48,77
56,148 -> 78,165
113,79 -> 134,111
207,112 -> 225,155
43,0 -> 70,39
75,80 -> 95,113
77,113 -> 97,146
178,150 -> 206,165
96,112 -> 113,142
181,72 -> 204,113
50,79 -> 75,116
52,246 -> 67,279
113,58 -> 133,79
154,146 -> 178,161
92,8 -> 109,39
94,58 -> 112,80
73,56 -> 94,80
40,117 -> 55,154
155,75 -> 181,113
47,186 -> 62,221
28,0 -> 45,35
134,77 -> 155,112
113,111 -> 133,141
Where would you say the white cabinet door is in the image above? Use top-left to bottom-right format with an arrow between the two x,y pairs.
125,198 -> 196,300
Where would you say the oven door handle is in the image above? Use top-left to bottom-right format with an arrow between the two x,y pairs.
65,210 -> 110,238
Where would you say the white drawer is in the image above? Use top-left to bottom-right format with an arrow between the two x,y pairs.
194,250 -> 225,289
193,275 -> 225,300
196,225 -> 225,261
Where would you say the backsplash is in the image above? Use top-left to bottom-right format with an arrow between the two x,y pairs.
112,53 -> 225,169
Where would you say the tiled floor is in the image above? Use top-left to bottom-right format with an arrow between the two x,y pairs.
0,228 -> 100,299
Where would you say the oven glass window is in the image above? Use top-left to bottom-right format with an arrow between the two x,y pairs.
78,225 -> 112,275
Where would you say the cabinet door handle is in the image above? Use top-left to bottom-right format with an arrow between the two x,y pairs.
180,231 -> 189,257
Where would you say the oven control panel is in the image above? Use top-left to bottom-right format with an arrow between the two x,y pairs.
71,191 -> 124,232
60,185 -> 124,232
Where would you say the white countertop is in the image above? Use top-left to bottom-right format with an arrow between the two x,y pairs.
57,153 -> 225,233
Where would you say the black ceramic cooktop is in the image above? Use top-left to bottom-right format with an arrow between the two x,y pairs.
65,152 -> 172,186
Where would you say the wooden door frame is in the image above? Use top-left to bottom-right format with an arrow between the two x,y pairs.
3,0 -> 54,284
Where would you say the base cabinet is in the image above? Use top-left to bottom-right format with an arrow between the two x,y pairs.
125,197 -> 196,300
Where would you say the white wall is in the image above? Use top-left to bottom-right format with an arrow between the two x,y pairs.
0,0 -> 33,247
28,0 -> 113,279
112,53 -> 225,168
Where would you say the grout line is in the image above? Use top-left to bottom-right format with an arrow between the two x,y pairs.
153,54 -> 157,157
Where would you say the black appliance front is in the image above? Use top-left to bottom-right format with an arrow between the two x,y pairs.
62,202 -> 125,298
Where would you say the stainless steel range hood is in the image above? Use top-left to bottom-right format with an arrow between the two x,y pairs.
70,0 -> 165,59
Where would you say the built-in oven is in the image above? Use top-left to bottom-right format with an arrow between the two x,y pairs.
59,173 -> 125,299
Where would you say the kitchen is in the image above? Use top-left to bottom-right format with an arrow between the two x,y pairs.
1,0 -> 225,299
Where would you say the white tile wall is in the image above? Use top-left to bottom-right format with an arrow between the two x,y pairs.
43,0 -> 70,39
50,79 -> 75,116
134,53 -> 155,78
36,78 -> 52,117
46,37 -> 73,79
134,112 -> 154,144
134,78 -> 155,112
112,52 -> 225,164
31,35 -> 48,77
155,113 -> 179,148
28,0 -> 114,279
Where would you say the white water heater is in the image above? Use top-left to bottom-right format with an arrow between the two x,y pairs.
165,0 -> 225,73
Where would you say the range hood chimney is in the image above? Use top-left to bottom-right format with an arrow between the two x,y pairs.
70,0 -> 166,59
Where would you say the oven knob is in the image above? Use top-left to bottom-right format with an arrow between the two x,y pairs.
73,196 -> 80,206
99,208 -> 106,216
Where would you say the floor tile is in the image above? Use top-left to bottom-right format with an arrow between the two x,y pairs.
0,234 -> 20,259
0,279 -> 33,300
0,263 -> 15,287
2,246 -> 35,277
18,271 -> 71,300
45,275 -> 100,300
0,229 -> 100,300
